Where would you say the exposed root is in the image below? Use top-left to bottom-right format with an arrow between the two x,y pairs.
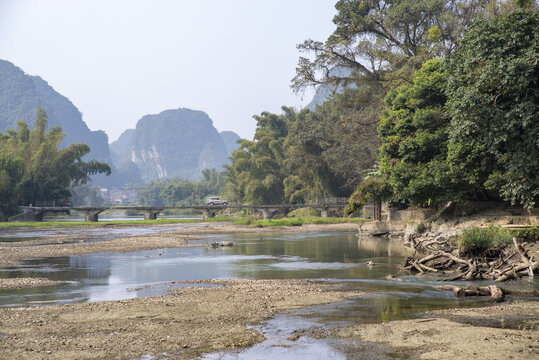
404,238 -> 538,282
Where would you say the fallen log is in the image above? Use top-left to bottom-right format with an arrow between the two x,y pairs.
437,284 -> 537,302
437,285 -> 505,302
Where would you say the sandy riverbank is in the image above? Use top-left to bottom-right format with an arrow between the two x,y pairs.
0,279 -> 359,359
338,300 -> 539,359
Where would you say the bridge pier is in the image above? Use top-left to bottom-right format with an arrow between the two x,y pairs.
259,208 -> 280,220
79,208 -> 107,222
143,209 -> 163,220
202,208 -> 217,219
320,208 -> 329,218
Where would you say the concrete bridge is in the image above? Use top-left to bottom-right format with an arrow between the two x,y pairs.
12,202 -> 347,222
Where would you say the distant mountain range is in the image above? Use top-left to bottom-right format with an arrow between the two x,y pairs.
0,59 -> 240,186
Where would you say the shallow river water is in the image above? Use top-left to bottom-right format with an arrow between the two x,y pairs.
1,227 -> 537,359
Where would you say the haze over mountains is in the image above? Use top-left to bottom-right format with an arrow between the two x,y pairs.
110,109 -> 239,182
0,59 -> 240,186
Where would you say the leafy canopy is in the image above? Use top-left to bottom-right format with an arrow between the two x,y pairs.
0,108 -> 111,220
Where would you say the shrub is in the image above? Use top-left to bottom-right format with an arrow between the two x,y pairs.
458,226 -> 513,254
512,226 -> 539,242
288,207 -> 319,217
415,221 -> 430,234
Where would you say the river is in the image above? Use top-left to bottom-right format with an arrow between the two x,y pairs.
0,226 -> 537,358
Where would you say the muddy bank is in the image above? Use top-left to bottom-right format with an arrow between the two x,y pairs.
0,279 -> 358,360
339,300 -> 539,359
0,223 -> 358,268
0,278 -> 64,289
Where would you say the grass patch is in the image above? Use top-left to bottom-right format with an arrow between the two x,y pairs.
0,216 -> 368,229
233,216 -> 369,228
0,216 -> 235,229
458,225 -> 513,255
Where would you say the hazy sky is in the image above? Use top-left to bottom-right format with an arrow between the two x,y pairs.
0,0 -> 337,142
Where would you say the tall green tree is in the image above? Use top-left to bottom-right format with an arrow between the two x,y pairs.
285,85 -> 382,202
447,10 -> 539,208
0,108 -> 111,220
224,110 -> 292,204
377,58 -> 459,206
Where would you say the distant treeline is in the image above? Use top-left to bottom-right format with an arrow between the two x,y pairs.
136,169 -> 226,206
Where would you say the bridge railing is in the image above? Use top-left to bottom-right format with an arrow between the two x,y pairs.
35,200 -> 56,207
315,197 -> 349,205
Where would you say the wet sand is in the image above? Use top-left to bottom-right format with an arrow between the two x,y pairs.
0,278 -> 64,289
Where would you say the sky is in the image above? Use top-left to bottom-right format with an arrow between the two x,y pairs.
0,0 -> 337,142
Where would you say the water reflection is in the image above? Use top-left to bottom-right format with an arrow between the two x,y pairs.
0,232 -> 414,307
1,231 -> 535,311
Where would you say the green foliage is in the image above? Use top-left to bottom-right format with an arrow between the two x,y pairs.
511,226 -> 539,242
287,207 -> 319,217
224,109 -> 292,205
292,0 -> 492,91
377,59 -> 462,206
0,108 -> 111,220
286,87 -> 382,201
137,169 -> 227,206
346,177 -> 392,215
458,226 -> 513,254
447,10 -> 539,208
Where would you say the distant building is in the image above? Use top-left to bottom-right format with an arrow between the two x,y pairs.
100,188 -> 139,204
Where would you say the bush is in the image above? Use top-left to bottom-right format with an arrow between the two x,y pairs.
458,226 -> 513,254
511,226 -> 539,242
288,207 -> 319,217
415,221 -> 430,234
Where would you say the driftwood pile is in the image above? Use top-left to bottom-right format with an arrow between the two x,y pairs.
404,237 -> 538,282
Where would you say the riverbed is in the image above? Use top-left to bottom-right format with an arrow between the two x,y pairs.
0,223 -> 537,359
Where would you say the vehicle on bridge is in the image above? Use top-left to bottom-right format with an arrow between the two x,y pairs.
206,196 -> 228,206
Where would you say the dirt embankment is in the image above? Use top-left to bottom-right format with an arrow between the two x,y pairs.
0,279 -> 359,360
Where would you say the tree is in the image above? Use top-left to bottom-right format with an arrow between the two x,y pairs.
0,108 -> 111,219
377,58 -> 462,206
285,85 -> 382,202
446,10 -> 539,208
224,110 -> 292,204
292,0 -> 492,92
